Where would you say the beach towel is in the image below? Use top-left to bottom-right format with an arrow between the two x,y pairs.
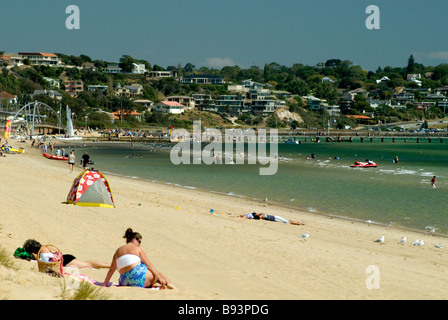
63,272 -> 163,290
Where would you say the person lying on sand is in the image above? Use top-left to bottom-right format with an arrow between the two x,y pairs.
19,239 -> 110,269
235,212 -> 305,226
103,228 -> 176,289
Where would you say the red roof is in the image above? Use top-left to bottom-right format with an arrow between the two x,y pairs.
112,110 -> 142,119
18,52 -> 58,57
346,115 -> 372,119
160,101 -> 184,107
0,91 -> 17,99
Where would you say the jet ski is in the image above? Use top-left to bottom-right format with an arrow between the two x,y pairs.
350,161 -> 377,168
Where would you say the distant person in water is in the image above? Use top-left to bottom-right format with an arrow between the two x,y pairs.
235,212 -> 305,226
394,156 -> 399,163
431,176 -> 436,188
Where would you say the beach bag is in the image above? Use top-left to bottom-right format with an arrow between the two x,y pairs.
37,245 -> 63,276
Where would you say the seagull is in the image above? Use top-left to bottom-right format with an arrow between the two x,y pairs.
365,220 -> 373,225
412,239 -> 424,246
299,232 -> 310,240
375,235 -> 385,243
399,236 -> 407,244
425,227 -> 436,234
435,244 -> 443,249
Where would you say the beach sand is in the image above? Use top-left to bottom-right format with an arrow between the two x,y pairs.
1,138 -> 447,300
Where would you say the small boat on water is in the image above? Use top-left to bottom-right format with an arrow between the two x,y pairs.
350,161 -> 377,168
43,152 -> 68,161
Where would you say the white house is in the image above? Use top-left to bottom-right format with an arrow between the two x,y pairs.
154,101 -> 185,114
376,76 -> 390,84
18,52 -> 61,66
132,63 -> 147,74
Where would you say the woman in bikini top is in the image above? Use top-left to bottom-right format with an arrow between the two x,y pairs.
103,228 -> 176,289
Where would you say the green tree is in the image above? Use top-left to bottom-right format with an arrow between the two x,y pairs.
407,54 -> 415,74
119,55 -> 136,73
286,79 -> 309,96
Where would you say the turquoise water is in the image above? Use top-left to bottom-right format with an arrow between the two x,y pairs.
63,139 -> 448,233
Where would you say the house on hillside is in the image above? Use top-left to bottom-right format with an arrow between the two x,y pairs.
146,70 -> 179,79
251,99 -> 277,116
215,94 -> 245,116
31,89 -> 62,101
376,76 -> 390,84
241,79 -> 264,90
322,76 -> 335,83
65,80 -> 84,97
167,96 -> 195,109
133,99 -> 154,111
434,86 -> 448,96
112,110 -> 143,122
126,84 -> 143,98
87,85 -> 108,92
346,114 -> 373,124
407,74 -> 422,86
154,101 -> 185,114
132,63 -> 147,74
0,55 -> 11,65
18,52 -> 61,66
303,95 -> 325,112
181,74 -> 224,85
2,53 -> 23,66
393,92 -> 414,105
0,91 -> 18,104
191,93 -> 216,111
104,63 -> 123,74
114,83 -> 143,98
43,77 -> 60,89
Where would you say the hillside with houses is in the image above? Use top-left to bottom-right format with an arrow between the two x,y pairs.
1,51 -> 447,131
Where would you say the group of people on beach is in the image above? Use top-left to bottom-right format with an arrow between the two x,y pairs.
16,228 -> 176,290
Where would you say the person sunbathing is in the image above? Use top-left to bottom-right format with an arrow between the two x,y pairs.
103,228 -> 176,289
21,239 -> 110,269
236,212 -> 305,226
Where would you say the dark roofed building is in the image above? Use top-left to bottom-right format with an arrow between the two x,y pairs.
180,74 -> 224,85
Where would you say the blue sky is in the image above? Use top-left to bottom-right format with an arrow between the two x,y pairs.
1,0 -> 448,72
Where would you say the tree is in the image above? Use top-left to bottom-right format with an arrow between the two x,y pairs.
315,82 -> 338,104
286,79 -> 309,96
183,63 -> 195,74
325,59 -> 342,69
119,55 -> 136,73
407,54 -> 415,74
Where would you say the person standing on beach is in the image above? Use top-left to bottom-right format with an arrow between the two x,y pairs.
68,150 -> 76,173
431,176 -> 436,188
81,151 -> 90,169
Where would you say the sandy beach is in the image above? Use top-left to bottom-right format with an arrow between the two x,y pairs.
1,138 -> 447,300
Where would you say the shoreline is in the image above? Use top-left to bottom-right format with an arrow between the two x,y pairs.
59,138 -> 447,237
1,138 -> 448,300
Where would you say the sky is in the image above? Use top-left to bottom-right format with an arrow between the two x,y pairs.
1,0 -> 448,72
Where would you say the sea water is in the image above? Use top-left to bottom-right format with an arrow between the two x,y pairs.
63,139 -> 448,234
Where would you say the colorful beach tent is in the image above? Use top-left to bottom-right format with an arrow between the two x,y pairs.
67,170 -> 115,208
